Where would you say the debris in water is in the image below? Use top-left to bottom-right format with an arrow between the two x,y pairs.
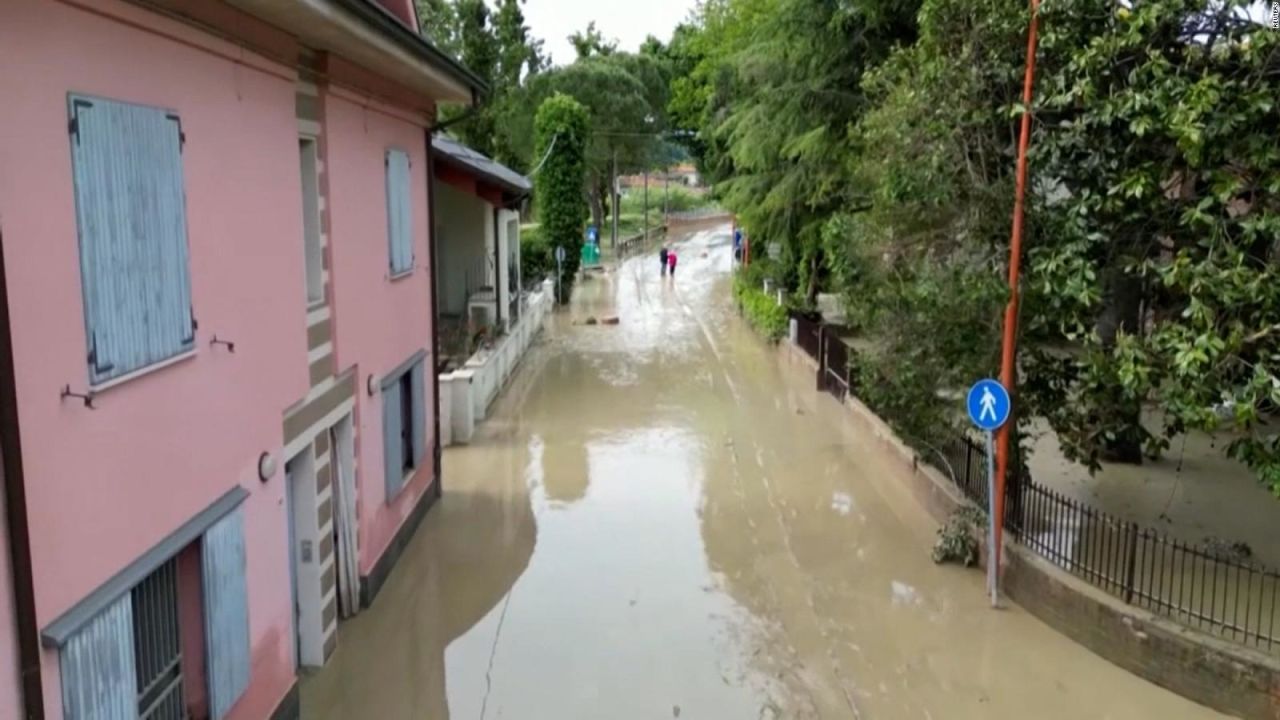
584,316 -> 598,325
673,705 -> 681,717
831,492 -> 854,516
890,580 -> 923,607
931,506 -> 985,567
601,316 -> 620,325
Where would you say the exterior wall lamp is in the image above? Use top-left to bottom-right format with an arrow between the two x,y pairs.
258,452 -> 277,483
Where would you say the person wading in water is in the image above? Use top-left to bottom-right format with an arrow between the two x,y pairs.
659,245 -> 669,276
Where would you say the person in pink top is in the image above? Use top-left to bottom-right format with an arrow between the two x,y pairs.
667,249 -> 678,277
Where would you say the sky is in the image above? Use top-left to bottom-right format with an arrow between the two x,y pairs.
521,0 -> 700,66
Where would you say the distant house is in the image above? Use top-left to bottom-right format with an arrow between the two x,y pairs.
672,163 -> 701,187
430,135 -> 554,446
0,1 -> 483,718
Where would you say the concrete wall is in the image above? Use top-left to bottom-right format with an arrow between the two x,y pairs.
324,90 -> 436,577
0,1 -> 304,715
441,280 -> 552,445
779,342 -> 1280,720
433,180 -> 491,317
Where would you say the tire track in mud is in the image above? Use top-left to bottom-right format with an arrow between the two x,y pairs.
641,231 -> 863,719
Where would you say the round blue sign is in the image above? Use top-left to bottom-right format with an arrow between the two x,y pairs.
586,226 -> 599,244
966,379 -> 1011,431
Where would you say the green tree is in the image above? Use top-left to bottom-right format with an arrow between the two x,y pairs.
704,0 -> 920,305
1021,0 -> 1280,489
507,53 -> 668,231
534,93 -> 590,301
416,0 -> 459,56
569,21 -> 618,59
422,0 -> 544,170
447,0 -> 499,155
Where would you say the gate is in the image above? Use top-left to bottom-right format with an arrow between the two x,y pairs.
131,558 -> 185,720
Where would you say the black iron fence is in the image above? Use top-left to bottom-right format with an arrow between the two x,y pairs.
819,325 -> 851,401
792,319 -> 1280,656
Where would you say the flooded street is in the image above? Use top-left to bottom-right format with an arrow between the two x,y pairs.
301,223 -> 1221,719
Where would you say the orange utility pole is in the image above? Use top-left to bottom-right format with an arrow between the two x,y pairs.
993,0 -> 1042,586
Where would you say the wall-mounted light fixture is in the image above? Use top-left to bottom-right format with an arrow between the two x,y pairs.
367,373 -> 378,397
258,452 -> 277,483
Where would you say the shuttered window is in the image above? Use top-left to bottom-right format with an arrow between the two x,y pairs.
382,355 -> 427,500
385,148 -> 413,275
59,593 -> 138,720
68,95 -> 195,384
202,507 -> 251,720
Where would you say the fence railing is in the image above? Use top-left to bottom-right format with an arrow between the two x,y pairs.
819,325 -> 851,401
792,318 -> 1280,656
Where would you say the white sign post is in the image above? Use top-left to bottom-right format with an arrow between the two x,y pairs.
554,245 -> 566,305
966,378 -> 1011,607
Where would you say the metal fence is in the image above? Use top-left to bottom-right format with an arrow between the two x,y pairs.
792,312 -> 822,364
667,208 -> 729,222
794,319 -> 1280,656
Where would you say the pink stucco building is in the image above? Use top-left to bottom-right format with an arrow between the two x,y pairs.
0,1 -> 482,718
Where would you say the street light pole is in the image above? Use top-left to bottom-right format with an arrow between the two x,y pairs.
664,168 -> 669,223
643,167 -> 649,245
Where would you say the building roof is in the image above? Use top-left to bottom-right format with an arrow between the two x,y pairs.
432,134 -> 532,195
223,0 -> 487,105
346,0 -> 487,95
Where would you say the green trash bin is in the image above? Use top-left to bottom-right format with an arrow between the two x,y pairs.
581,243 -> 600,267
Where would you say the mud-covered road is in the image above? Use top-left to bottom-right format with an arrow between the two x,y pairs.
302,223 -> 1220,719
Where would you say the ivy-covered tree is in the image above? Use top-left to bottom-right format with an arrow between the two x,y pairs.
534,93 -> 590,301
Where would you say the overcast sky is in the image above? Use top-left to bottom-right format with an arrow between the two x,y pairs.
521,0 -> 699,66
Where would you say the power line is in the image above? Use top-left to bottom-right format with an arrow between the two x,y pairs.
526,133 -> 559,176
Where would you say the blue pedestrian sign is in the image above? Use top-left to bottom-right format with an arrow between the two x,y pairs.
967,379 -> 1010,431
586,225 -> 599,245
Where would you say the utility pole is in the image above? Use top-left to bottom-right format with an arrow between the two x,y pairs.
643,167 -> 649,245
664,167 -> 670,223
992,0 -> 1043,602
610,147 -> 619,250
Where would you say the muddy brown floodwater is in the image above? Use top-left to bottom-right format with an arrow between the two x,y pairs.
301,224 -> 1223,719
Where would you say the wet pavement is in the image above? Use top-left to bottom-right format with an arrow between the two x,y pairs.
301,224 -> 1222,719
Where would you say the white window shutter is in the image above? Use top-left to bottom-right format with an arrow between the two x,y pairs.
410,359 -> 426,468
59,593 -> 138,720
383,381 -> 404,499
202,507 -> 251,719
69,95 -> 194,383
385,149 -> 413,274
